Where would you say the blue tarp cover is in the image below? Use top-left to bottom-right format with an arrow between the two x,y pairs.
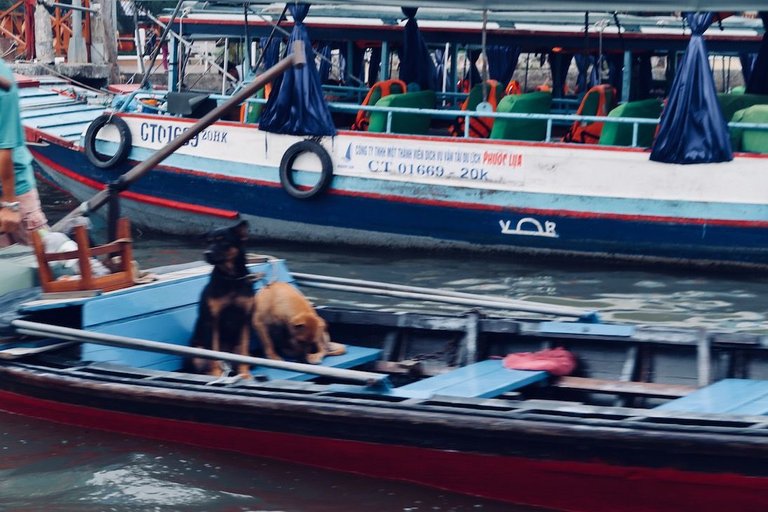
746,12 -> 768,95
399,7 -> 438,91
650,12 -> 732,164
259,4 -> 336,136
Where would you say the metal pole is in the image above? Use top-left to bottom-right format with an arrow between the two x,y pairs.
52,41 -> 306,232
292,272 -> 599,320
13,320 -> 389,386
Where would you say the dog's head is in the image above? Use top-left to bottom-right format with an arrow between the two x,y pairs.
203,220 -> 249,270
288,312 -> 329,351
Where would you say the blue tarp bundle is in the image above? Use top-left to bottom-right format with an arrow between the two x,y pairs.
487,46 -> 520,85
746,12 -> 768,95
650,12 -> 732,164
259,4 -> 336,136
399,7 -> 437,90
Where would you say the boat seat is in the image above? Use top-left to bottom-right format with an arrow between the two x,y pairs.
367,90 -> 436,135
448,79 -> 504,138
391,359 -> 548,399
655,379 -> 768,415
351,79 -> 407,131
489,91 -> 552,141
730,104 -> 768,153
716,92 -> 768,123
31,217 -> 136,294
252,345 -> 383,381
597,98 -> 663,147
562,84 -> 617,143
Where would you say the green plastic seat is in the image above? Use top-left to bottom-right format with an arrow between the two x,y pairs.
488,91 -> 553,141
717,93 -> 768,122
367,90 -> 436,135
730,105 -> 768,154
598,98 -> 663,147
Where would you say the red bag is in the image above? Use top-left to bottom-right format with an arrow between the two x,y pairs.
502,347 -> 576,376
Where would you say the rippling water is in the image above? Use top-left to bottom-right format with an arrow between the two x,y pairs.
3,182 -> 767,510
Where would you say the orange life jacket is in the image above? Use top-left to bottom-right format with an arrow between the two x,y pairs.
449,80 -> 501,139
505,79 -> 522,96
562,84 -> 617,144
350,79 -> 408,131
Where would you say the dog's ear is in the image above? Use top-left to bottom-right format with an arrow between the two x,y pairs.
290,313 -> 308,333
232,219 -> 249,240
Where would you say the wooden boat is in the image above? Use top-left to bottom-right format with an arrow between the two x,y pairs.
17,2 -> 768,270
1,256 -> 768,512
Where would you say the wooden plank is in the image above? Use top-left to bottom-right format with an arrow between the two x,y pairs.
554,376 -> 696,398
539,321 -> 635,337
22,105 -> 101,119
253,345 -> 382,381
0,339 -> 75,360
655,379 -> 768,414
393,359 -> 548,399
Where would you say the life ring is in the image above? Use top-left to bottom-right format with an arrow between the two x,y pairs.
84,114 -> 132,169
279,140 -> 334,199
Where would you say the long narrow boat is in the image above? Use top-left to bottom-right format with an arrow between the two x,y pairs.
1,256 -> 768,512
17,2 -> 768,270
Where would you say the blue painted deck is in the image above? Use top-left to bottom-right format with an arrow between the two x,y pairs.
392,359 -> 548,399
656,379 -> 768,415
19,83 -> 104,144
253,345 -> 382,381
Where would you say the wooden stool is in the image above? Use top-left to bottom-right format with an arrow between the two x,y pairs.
31,218 -> 135,293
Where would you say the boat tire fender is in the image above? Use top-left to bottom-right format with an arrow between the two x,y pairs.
84,114 -> 132,169
279,140 -> 333,199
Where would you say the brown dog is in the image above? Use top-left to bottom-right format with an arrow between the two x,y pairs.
253,281 -> 345,364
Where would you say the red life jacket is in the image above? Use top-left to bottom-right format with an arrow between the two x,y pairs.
350,79 -> 408,131
505,79 -> 522,96
449,80 -> 502,139
562,84 -> 617,144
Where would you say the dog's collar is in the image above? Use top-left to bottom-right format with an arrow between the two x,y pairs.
216,272 -> 261,284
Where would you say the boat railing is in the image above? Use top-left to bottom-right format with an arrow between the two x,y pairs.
113,88 -> 768,150
328,100 -> 662,147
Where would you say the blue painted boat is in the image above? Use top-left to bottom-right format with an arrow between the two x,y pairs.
18,4 -> 768,269
1,256 -> 768,512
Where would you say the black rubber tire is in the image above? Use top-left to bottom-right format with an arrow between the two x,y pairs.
84,114 -> 132,169
278,140 -> 334,199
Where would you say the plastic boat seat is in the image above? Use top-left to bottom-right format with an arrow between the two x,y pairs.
391,359 -> 548,399
655,379 -> 768,415
351,79 -> 407,131
367,90 -> 436,135
598,98 -> 663,147
489,91 -> 552,141
716,92 -> 768,123
730,105 -> 768,153
562,84 -> 617,143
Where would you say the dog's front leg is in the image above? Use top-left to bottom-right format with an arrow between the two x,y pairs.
208,300 -> 224,377
253,320 -> 283,361
237,321 -> 253,378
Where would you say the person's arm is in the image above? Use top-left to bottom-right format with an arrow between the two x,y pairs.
0,148 -> 20,234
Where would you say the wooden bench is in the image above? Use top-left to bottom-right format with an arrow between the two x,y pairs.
655,379 -> 768,415
390,359 -> 548,399
253,345 -> 383,381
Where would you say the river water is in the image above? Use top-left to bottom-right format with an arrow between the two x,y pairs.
2,182 -> 768,511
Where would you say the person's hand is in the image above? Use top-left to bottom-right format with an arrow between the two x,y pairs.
0,207 -> 21,234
